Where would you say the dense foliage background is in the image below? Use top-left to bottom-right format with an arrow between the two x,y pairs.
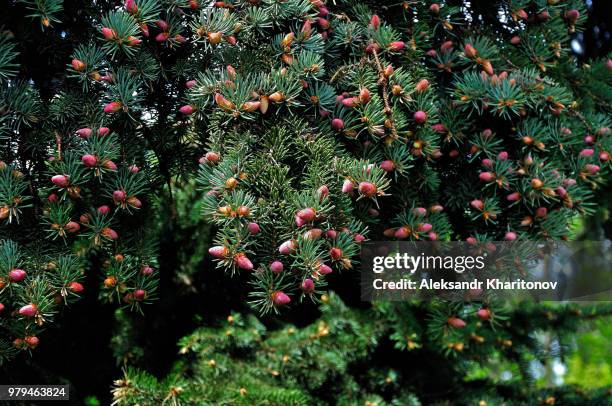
0,0 -> 611,404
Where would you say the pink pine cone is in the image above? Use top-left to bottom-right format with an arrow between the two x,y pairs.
19,304 -> 38,317
389,41 -> 405,51
331,118 -> 344,130
104,101 -> 122,113
270,261 -> 284,274
319,263 -> 332,275
209,246 -> 229,259
51,174 -> 69,188
380,160 -> 395,172
297,208 -> 316,222
272,291 -> 291,306
179,105 -> 196,115
301,278 -> 315,293
234,254 -> 253,270
358,181 -> 377,197
342,179 -> 354,193
413,110 -> 427,124
448,317 -> 466,328
278,239 -> 296,255
247,222 -> 260,234
317,185 -> 329,198
113,190 -> 127,202
82,154 -> 97,167
76,128 -> 92,138
9,269 -> 27,282
479,172 -> 495,182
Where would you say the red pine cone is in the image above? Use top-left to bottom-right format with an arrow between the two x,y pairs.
71,59 -> 86,71
101,27 -> 117,40
476,308 -> 491,321
506,192 -> 521,202
304,228 -> 323,240
209,246 -> 229,258
369,15 -> 380,30
415,79 -> 429,93
279,239 -> 296,255
380,160 -> 395,172
247,222 -> 260,234
25,336 -> 40,349
565,9 -> 580,23
69,281 -> 84,293
125,0 -> 137,13
101,227 -> 119,240
271,291 -> 291,306
270,261 -> 283,274
127,196 -> 142,209
133,289 -> 146,301
64,221 -> 80,233
19,304 -> 38,317
326,229 -> 337,239
301,278 -> 315,293
413,110 -> 427,124
448,316 -> 466,328
103,160 -> 117,170
342,179 -> 354,193
330,247 -> 343,260
319,263 -> 333,275
9,269 -> 26,282
233,253 -> 254,270
104,101 -> 123,113
113,190 -> 127,203
479,172 -> 495,182
297,207 -> 316,222
331,118 -> 344,130
464,44 -> 478,58
470,199 -> 484,210
389,41 -> 405,52
141,265 -> 154,275
359,88 -> 371,104
317,185 -> 329,199
179,105 -> 196,115
155,32 -> 170,42
504,231 -> 517,241
395,227 -> 410,239
358,181 -> 377,197
82,154 -> 97,167
51,174 -> 69,188
417,223 -> 432,233
341,97 -> 357,108
413,207 -> 427,217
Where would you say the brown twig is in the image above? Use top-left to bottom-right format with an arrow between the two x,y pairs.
371,48 -> 400,142
330,62 -> 361,84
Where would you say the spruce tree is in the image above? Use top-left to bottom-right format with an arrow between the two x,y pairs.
111,293 -> 612,405
0,0 -> 611,402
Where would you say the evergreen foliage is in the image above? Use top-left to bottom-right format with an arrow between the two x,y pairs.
112,293 -> 612,405
0,0 -> 611,402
